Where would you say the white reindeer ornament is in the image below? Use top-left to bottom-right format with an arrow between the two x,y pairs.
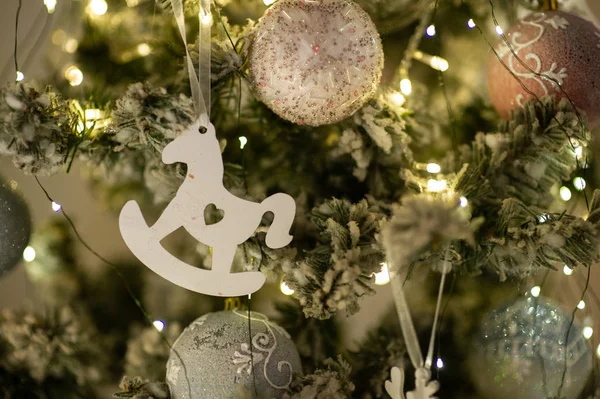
119,114 -> 296,297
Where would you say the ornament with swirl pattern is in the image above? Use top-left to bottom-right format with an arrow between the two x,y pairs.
467,297 -> 592,399
487,10 -> 600,127
249,0 -> 384,126
166,310 -> 302,399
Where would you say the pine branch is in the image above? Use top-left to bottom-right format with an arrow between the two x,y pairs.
455,97 -> 588,209
283,198 -> 388,319
384,192 -> 483,273
283,356 -> 355,399
483,197 -> 600,279
0,84 -> 79,175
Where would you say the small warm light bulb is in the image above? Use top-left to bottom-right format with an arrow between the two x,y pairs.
467,19 -> 476,29
530,286 -> 541,298
563,265 -> 573,275
44,0 -> 57,14
51,201 -> 61,212
426,25 -> 436,37
65,66 -> 83,86
578,300 -> 586,310
137,43 -> 152,57
84,109 -> 103,120
459,196 -> 468,207
374,263 -> 390,285
573,177 -> 586,191
596,343 -> 600,358
264,0 -> 277,5
400,78 -> 412,96
495,25 -> 504,35
583,326 -> 594,339
559,186 -> 572,201
153,320 -> 165,331
436,358 -> 444,369
23,246 -> 36,262
389,92 -> 405,106
88,0 -> 108,16
64,38 -> 79,54
427,179 -> 447,192
126,0 -> 139,6
239,136 -> 248,149
430,56 -> 449,72
426,163 -> 441,174
16,71 -> 24,82
280,281 -> 295,296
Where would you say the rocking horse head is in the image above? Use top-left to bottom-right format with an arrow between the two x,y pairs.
161,114 -> 223,176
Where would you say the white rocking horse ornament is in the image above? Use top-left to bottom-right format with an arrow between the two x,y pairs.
119,114 -> 296,297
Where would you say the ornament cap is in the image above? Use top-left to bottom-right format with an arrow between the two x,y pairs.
540,0 -> 559,11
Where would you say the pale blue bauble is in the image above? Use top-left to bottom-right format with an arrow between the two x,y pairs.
166,310 -> 302,399
469,296 -> 592,399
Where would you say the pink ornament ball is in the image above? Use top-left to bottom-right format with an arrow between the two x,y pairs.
487,10 -> 600,127
249,0 -> 384,126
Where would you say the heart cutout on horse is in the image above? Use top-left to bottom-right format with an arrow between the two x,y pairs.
204,203 -> 225,225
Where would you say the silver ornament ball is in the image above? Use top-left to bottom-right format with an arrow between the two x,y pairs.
249,0 -> 384,126
468,296 -> 592,399
0,180 -> 31,278
166,310 -> 302,399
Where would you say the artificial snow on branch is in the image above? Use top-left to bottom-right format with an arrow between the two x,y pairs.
283,198 -> 387,319
485,195 -> 600,279
0,307 -> 107,398
454,97 -> 589,209
384,192 -> 482,273
334,92 -> 412,187
0,84 -> 77,175
283,356 -> 355,399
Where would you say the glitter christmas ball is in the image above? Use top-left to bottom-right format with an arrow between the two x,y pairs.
249,0 -> 384,126
487,10 -> 600,127
468,297 -> 592,399
0,180 -> 31,278
166,310 -> 302,399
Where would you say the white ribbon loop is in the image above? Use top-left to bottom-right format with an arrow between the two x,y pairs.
171,0 -> 211,118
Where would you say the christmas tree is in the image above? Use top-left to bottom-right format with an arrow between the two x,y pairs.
1,0 -> 600,398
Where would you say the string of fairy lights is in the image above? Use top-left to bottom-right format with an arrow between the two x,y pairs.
15,0 -> 596,366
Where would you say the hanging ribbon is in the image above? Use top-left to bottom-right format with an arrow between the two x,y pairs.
386,255 -> 447,398
387,247 -> 451,373
171,0 -> 211,118
388,267 -> 424,369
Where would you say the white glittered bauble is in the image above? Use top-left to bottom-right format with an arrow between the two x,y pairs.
468,297 -> 592,399
249,0 -> 384,126
166,310 -> 302,399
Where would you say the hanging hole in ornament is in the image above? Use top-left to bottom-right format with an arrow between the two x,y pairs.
199,125 -> 207,134
204,203 -> 225,225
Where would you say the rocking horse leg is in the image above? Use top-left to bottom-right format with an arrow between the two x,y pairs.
149,199 -> 183,241
210,244 -> 237,275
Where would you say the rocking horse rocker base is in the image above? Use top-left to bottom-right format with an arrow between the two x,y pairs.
120,201 -> 266,297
